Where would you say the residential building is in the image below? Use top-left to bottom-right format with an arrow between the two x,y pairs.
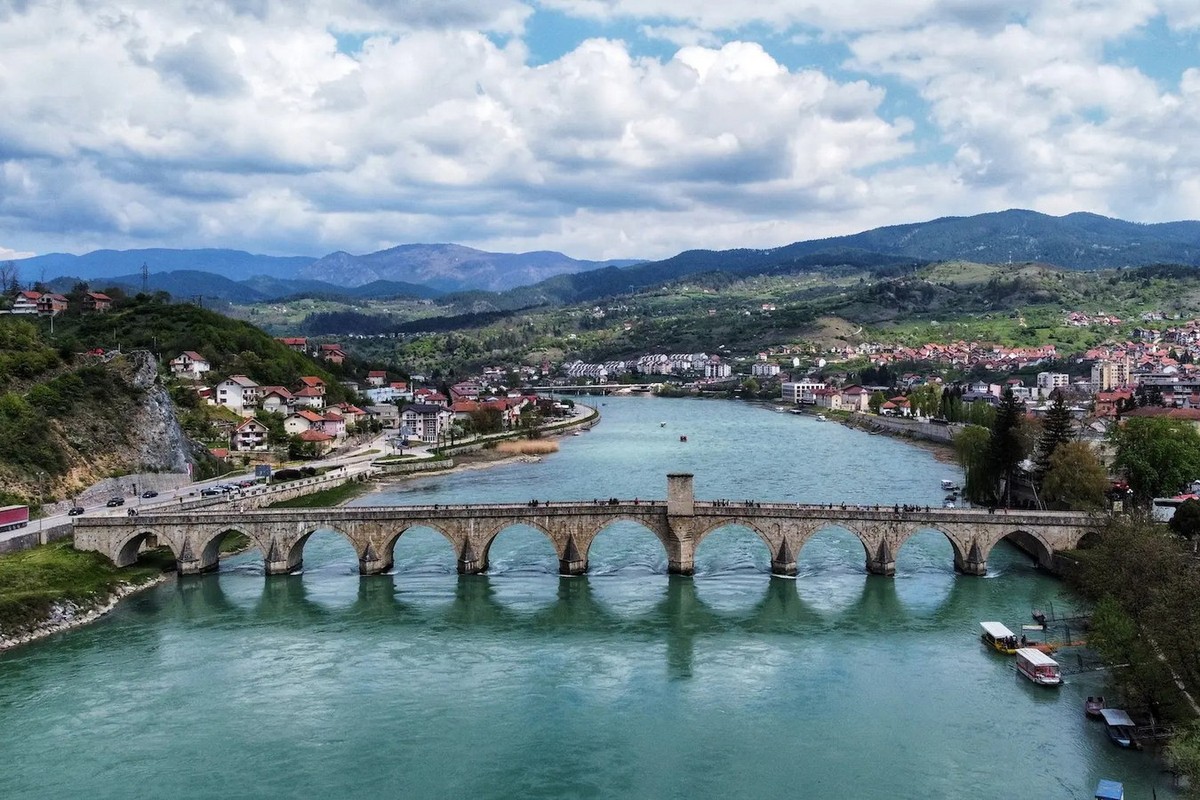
231,418 -> 270,452
82,292 -> 113,312
10,291 -> 40,314
293,386 -> 326,410
1036,372 -> 1070,394
277,337 -> 307,352
839,385 -> 871,413
296,429 -> 335,456
284,410 -> 326,436
1091,358 -> 1130,392
705,362 -> 732,379
366,370 -> 388,387
401,403 -> 454,443
214,375 -> 261,415
169,351 -> 211,380
781,380 -> 827,404
297,376 -> 326,395
366,404 -> 400,430
259,387 -> 294,414
751,362 -> 781,377
37,293 -> 68,315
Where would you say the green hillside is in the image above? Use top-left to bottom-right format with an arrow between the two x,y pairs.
0,294 -> 376,505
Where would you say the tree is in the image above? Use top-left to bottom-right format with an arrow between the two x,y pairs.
1170,498 -> 1200,541
1109,416 -> 1200,506
987,388 -> 1028,507
1041,441 -> 1108,510
741,376 -> 760,396
1034,393 -> 1073,478
868,390 -> 885,415
954,424 -> 997,506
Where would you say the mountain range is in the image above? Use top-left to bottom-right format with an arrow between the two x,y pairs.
13,209 -> 1200,303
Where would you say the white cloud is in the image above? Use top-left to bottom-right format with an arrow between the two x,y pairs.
0,246 -> 35,260
0,0 -> 1195,263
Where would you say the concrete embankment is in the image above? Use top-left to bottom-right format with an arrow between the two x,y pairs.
846,413 -> 961,448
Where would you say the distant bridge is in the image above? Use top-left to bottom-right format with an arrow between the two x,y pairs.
73,474 -> 1101,578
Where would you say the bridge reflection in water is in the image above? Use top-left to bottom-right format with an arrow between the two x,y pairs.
74,473 -> 1100,580
158,557 -> 983,680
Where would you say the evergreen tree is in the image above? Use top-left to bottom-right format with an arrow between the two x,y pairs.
1034,393 -> 1073,478
987,388 -> 1027,507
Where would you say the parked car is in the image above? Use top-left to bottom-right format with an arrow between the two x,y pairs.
105,497 -> 125,507
141,490 -> 158,498
200,488 -> 221,497
67,506 -> 85,516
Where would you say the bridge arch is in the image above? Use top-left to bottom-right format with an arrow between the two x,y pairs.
283,525 -> 360,574
983,528 -> 1056,570
794,523 -> 872,570
114,528 -> 181,568
893,526 -> 970,574
197,527 -> 265,570
581,516 -> 670,566
383,522 -> 461,560
480,521 -> 561,574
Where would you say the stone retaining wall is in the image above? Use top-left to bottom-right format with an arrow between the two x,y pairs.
849,413 -> 960,445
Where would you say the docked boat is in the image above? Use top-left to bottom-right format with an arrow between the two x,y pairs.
816,414 -> 827,421
1099,709 -> 1137,748
980,621 -> 1019,654
1085,696 -> 1106,718
1015,647 -> 1062,686
1093,779 -> 1124,800
941,479 -> 961,491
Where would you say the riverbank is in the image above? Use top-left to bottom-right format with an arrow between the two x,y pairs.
0,542 -> 170,652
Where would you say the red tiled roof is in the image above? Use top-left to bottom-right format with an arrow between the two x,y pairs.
298,430 -> 334,442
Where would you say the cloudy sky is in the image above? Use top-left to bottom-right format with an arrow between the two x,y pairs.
1,0 -> 1198,262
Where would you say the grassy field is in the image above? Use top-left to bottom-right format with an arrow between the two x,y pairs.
267,480 -> 371,509
0,541 -> 168,634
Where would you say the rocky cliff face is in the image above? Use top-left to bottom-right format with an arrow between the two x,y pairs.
127,351 -> 193,474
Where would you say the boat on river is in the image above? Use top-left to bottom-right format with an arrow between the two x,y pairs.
1015,647 -> 1062,686
816,414 -> 827,421
980,621 -> 1019,654
941,479 -> 961,491
1085,696 -> 1106,718
1094,779 -> 1124,799
1099,709 -> 1138,748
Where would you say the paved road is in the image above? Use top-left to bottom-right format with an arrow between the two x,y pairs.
0,433 -> 391,546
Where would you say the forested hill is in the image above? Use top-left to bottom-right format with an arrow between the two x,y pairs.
0,295 -> 369,505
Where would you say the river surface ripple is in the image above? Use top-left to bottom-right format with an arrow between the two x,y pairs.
0,396 -> 1173,799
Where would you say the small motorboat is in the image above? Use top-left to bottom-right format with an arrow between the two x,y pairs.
679,435 -> 688,442
816,414 -> 827,421
941,479 -> 961,491
660,421 -> 667,427
1085,696 -> 1106,719
1094,779 -> 1124,800
1099,709 -> 1138,749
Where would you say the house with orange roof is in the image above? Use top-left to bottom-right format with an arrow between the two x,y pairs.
82,292 -> 112,312
9,290 -> 40,314
231,417 -> 271,451
169,351 -> 211,380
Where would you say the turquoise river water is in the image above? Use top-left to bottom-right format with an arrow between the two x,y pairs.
0,397 -> 1175,798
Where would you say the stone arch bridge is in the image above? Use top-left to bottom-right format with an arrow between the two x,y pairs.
73,474 -> 1101,579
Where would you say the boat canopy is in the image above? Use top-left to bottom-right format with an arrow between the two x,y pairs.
1094,779 -> 1124,800
980,621 -> 1015,639
1015,647 -> 1058,666
1099,709 -> 1135,727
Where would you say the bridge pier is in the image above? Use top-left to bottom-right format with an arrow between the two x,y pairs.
358,541 -> 393,576
667,472 -> 696,576
770,539 -> 797,577
457,539 -> 485,575
264,537 -> 301,575
559,535 -> 587,576
954,540 -> 987,576
866,539 -> 895,577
